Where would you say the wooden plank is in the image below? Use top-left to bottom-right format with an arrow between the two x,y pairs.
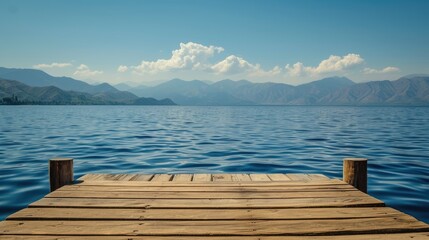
308,174 -> 330,180
231,174 -> 251,181
74,181 -> 350,188
47,189 -> 368,199
286,174 -> 312,181
80,174 -> 109,181
151,174 -> 173,182
2,233 -> 429,239
192,174 -> 212,182
102,174 -> 136,181
212,174 -> 233,182
116,174 -> 137,181
59,184 -> 358,193
81,174 -> 138,181
1,217 -> 428,236
77,173 -> 101,181
81,174 -> 154,182
79,173 -> 114,181
267,174 -> 291,181
74,178 -> 346,186
129,174 -> 154,181
172,174 -> 193,182
30,196 -> 385,208
249,174 -> 272,181
3,172 -> 429,239
8,207 -> 405,221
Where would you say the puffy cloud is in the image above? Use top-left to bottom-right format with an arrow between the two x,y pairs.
285,62 -> 306,77
123,42 -> 393,82
33,62 -> 72,69
253,65 -> 282,77
314,54 -> 363,73
73,64 -> 103,78
363,66 -> 400,74
211,55 -> 281,77
286,54 -> 364,77
117,65 -> 128,73
211,55 -> 259,74
133,42 -> 224,74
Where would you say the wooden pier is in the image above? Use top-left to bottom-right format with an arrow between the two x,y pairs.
1,159 -> 429,239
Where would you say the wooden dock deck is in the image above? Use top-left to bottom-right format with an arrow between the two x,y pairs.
1,173 -> 429,239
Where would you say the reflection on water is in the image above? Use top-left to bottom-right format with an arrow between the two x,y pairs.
0,105 -> 428,222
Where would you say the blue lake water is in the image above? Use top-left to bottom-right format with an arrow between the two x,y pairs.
0,105 -> 428,222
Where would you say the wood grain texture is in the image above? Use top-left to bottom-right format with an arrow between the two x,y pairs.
56,185 -> 363,194
129,174 -> 154,181
192,174 -> 211,181
231,174 -> 252,181
78,173 -> 332,183
308,174 -> 330,180
49,158 -> 73,192
2,233 -> 429,240
343,158 -> 368,193
172,174 -> 193,182
150,174 -> 173,182
46,189 -> 368,199
249,174 -> 271,181
286,174 -> 312,181
2,173 -> 428,239
7,207 -> 404,221
75,177 -> 346,186
30,196 -> 385,208
212,174 -> 233,182
267,173 -> 291,181
1,218 -> 428,236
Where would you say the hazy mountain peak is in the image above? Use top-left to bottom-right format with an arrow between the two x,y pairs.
2,67 -> 428,106
0,67 -> 120,94
400,74 -> 429,79
0,78 -> 176,105
302,76 -> 354,85
158,78 -> 201,87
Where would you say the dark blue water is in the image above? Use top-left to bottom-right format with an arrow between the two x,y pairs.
0,106 -> 428,222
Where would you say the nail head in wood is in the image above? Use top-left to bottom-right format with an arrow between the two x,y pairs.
49,158 -> 73,192
343,158 -> 367,193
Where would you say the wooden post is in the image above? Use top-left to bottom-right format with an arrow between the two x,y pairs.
49,158 -> 73,192
343,158 -> 367,193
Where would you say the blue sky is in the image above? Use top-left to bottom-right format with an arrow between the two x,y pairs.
1,0 -> 428,85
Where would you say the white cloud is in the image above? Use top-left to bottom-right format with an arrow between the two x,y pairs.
252,65 -> 282,77
34,62 -> 72,69
210,55 -> 281,77
211,55 -> 259,74
117,65 -> 128,73
315,54 -> 363,73
132,42 -> 224,74
363,66 -> 400,74
285,62 -> 306,77
73,64 -> 103,78
286,53 -> 364,77
120,42 -> 400,83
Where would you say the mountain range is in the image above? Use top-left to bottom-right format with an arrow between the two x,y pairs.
1,67 -> 428,106
128,76 -> 429,106
0,67 -> 175,105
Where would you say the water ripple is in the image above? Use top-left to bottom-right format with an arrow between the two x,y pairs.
0,105 -> 428,223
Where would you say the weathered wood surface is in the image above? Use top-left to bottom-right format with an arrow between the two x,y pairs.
1,218 -> 428,235
1,173 -> 428,239
77,173 -> 329,182
6,207 -> 407,220
49,158 -> 73,192
2,233 -> 429,239
343,158 -> 368,193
